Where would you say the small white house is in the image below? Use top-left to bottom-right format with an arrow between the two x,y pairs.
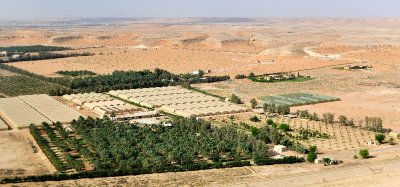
10,54 -> 20,59
274,145 -> 287,154
0,51 -> 7,57
192,70 -> 201,75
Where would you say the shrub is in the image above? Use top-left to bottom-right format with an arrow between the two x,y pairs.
375,134 -> 385,144
339,115 -> 348,125
322,157 -> 331,164
235,74 -> 246,79
278,123 -> 290,132
306,146 -> 318,162
230,94 -> 242,104
359,149 -> 369,159
249,116 -> 260,122
266,119 -> 274,126
250,98 -> 258,109
306,151 -> 317,162
389,137 -> 396,145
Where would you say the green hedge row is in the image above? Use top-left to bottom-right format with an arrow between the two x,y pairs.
0,160 -> 250,184
254,156 -> 305,165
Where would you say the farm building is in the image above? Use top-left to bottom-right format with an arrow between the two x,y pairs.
274,145 -> 288,153
0,97 -> 52,129
63,93 -> 141,116
83,100 -> 140,116
19,94 -> 83,124
110,86 -> 250,118
62,92 -> 113,105
116,110 -> 159,121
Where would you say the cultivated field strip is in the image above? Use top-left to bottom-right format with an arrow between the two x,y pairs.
0,118 -> 8,130
260,92 -> 339,106
19,94 -> 83,124
0,97 -> 51,129
110,86 -> 250,118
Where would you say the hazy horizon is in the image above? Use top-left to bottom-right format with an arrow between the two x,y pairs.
0,0 -> 399,21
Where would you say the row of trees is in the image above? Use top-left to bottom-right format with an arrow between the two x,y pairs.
296,110 -> 384,132
33,122 -> 84,171
30,124 -> 66,171
0,52 -> 94,63
56,70 -> 97,77
0,45 -> 72,53
0,64 -> 231,95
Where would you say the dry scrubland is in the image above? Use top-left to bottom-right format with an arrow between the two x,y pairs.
1,18 -> 400,186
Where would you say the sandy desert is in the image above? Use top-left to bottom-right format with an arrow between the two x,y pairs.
1,18 -> 400,186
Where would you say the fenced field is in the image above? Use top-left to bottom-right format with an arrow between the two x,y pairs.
274,116 -> 378,153
259,92 -> 339,106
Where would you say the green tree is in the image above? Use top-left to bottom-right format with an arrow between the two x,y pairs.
359,149 -> 369,159
250,98 -> 258,109
306,145 -> 318,162
375,134 -> 385,144
307,151 -> 317,162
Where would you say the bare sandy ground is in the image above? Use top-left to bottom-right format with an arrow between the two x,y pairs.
3,148 -> 400,187
0,130 -> 56,178
2,18 -> 400,77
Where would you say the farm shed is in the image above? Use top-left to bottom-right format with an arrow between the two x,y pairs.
0,97 -> 52,129
109,86 -> 250,118
274,145 -> 288,153
19,94 -> 83,124
116,110 -> 159,120
63,93 -> 113,105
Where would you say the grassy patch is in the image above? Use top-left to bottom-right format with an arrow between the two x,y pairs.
259,92 -> 340,106
0,75 -> 64,96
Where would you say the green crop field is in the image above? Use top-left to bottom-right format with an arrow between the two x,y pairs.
0,75 -> 64,96
259,92 -> 340,106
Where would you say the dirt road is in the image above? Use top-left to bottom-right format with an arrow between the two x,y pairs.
229,158 -> 400,187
